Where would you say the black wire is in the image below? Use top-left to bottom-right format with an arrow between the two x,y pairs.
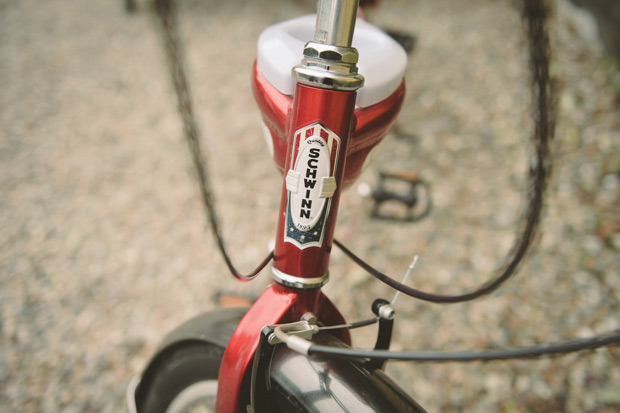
334,0 -> 555,303
349,318 -> 379,329
154,0 -> 273,280
334,239 -> 528,303
306,331 -> 620,362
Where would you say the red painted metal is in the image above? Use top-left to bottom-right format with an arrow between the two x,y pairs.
251,62 -> 406,188
216,80 -> 359,413
214,284 -> 350,412
273,83 -> 357,279
214,63 -> 405,413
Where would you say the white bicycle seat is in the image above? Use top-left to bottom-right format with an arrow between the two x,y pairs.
257,14 -> 408,108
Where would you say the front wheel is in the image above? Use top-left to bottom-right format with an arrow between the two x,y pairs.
136,342 -> 224,413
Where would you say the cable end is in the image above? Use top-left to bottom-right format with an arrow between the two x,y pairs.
286,335 -> 312,355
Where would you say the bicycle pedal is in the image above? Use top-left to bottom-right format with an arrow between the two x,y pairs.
371,169 -> 432,222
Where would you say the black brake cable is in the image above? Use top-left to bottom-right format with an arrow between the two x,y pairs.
153,0 -> 273,280
336,0 -> 556,303
275,327 -> 620,362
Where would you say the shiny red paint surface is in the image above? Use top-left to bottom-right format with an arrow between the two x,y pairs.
252,62 -> 406,188
214,284 -> 350,412
273,83 -> 357,279
214,65 -> 405,412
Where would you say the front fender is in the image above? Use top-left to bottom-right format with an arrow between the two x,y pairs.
127,307 -> 248,413
128,307 -> 426,412
268,331 -> 427,412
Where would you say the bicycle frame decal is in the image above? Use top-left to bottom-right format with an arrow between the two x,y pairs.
284,122 -> 340,249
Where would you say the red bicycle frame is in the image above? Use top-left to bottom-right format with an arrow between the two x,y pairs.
215,1 -> 405,411
216,87 -> 358,412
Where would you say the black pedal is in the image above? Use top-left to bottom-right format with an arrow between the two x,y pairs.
371,169 -> 432,222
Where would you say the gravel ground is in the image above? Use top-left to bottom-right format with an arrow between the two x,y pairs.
1,0 -> 619,412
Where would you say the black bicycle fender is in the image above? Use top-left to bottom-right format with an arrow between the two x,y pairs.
127,307 -> 248,413
128,307 -> 426,412
268,331 -> 427,412
139,305 -> 248,376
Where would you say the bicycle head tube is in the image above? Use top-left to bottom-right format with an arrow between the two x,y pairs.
216,2 -> 407,411
270,0 -> 366,285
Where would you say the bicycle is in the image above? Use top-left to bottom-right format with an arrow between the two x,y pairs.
126,0 -> 620,411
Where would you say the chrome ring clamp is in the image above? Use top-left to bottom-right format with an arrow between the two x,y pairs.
271,267 -> 330,290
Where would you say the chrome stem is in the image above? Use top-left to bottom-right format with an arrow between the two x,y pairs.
293,0 -> 364,91
315,0 -> 360,47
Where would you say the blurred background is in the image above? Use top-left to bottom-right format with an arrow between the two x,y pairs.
1,0 -> 619,411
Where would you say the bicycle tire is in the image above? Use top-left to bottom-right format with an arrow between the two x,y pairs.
136,341 -> 224,413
